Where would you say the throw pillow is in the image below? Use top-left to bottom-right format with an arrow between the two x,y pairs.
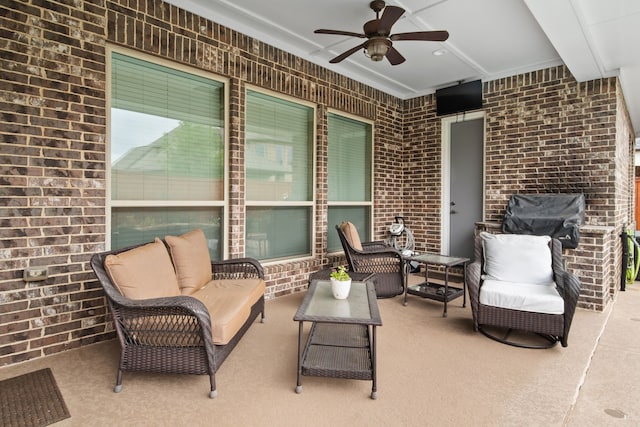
340,221 -> 363,251
481,232 -> 554,285
104,238 -> 181,299
165,228 -> 211,295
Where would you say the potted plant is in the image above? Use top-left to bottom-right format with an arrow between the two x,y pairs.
329,266 -> 352,299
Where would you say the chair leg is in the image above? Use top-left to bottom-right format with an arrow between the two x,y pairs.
114,369 -> 123,393
209,373 -> 217,399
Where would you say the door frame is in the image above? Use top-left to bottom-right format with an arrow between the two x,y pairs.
440,111 -> 486,255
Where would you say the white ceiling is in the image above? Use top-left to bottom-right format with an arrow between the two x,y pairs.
165,0 -> 639,137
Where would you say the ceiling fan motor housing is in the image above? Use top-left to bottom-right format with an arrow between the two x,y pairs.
370,0 -> 386,14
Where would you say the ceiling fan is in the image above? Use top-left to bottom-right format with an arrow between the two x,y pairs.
314,0 -> 449,65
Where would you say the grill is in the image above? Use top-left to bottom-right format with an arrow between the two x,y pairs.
502,194 -> 585,249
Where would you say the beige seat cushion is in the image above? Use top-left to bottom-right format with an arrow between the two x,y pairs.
191,278 -> 265,345
165,228 -> 212,295
104,238 -> 181,300
340,221 -> 363,251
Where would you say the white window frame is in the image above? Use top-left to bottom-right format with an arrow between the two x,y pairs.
326,109 -> 374,254
244,86 -> 317,263
106,45 -> 229,257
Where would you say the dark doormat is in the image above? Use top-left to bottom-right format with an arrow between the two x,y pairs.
0,368 -> 70,427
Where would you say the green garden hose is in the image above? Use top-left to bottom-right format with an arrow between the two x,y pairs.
625,230 -> 640,284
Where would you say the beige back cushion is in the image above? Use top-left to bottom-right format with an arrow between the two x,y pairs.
165,228 -> 211,295
104,238 -> 181,300
340,221 -> 363,251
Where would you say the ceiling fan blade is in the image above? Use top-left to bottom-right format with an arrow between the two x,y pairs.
390,30 -> 449,42
386,46 -> 406,65
314,29 -> 366,38
329,41 -> 368,63
377,5 -> 405,34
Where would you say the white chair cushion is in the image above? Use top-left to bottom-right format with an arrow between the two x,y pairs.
479,279 -> 564,314
480,232 -> 554,285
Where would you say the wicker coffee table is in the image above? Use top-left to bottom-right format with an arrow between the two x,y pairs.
293,279 -> 382,399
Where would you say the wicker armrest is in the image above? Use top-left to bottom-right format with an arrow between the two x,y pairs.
355,245 -> 403,257
362,240 -> 390,251
466,261 -> 481,293
558,270 -> 581,340
211,257 -> 264,280
550,237 -> 581,336
466,261 -> 482,329
108,294 -> 215,349
112,293 -> 209,316
351,250 -> 404,273
560,271 -> 581,305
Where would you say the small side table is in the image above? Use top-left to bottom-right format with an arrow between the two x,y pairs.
403,253 -> 469,317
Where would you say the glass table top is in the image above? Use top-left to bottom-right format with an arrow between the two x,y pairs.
408,252 -> 469,266
294,280 -> 382,325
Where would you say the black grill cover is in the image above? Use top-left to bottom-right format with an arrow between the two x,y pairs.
503,194 -> 585,249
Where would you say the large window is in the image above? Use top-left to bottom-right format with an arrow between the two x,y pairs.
327,113 -> 373,252
245,90 -> 314,261
109,51 -> 226,258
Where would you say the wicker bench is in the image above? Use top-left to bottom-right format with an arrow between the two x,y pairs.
90,229 -> 265,398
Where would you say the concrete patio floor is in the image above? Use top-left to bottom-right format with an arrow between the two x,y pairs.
1,278 -> 639,426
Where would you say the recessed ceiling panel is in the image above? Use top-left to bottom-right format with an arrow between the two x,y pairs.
420,0 -> 560,76
577,0 -> 640,71
577,0 -> 640,25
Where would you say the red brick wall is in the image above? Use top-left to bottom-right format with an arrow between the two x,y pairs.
1,1 -> 111,365
0,0 -> 634,366
483,71 -> 621,224
402,95 -> 443,253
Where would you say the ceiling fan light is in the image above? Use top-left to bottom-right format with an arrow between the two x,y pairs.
366,39 -> 389,61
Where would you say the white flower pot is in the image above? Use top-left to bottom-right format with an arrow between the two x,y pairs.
330,278 -> 352,299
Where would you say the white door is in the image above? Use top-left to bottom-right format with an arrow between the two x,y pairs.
441,112 -> 485,258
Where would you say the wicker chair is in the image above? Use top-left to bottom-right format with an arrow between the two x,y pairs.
335,222 -> 406,298
91,244 -> 265,398
466,232 -> 581,348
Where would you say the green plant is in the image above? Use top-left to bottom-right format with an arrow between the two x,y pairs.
330,265 -> 351,281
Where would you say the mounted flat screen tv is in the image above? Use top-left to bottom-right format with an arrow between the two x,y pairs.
436,80 -> 483,116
